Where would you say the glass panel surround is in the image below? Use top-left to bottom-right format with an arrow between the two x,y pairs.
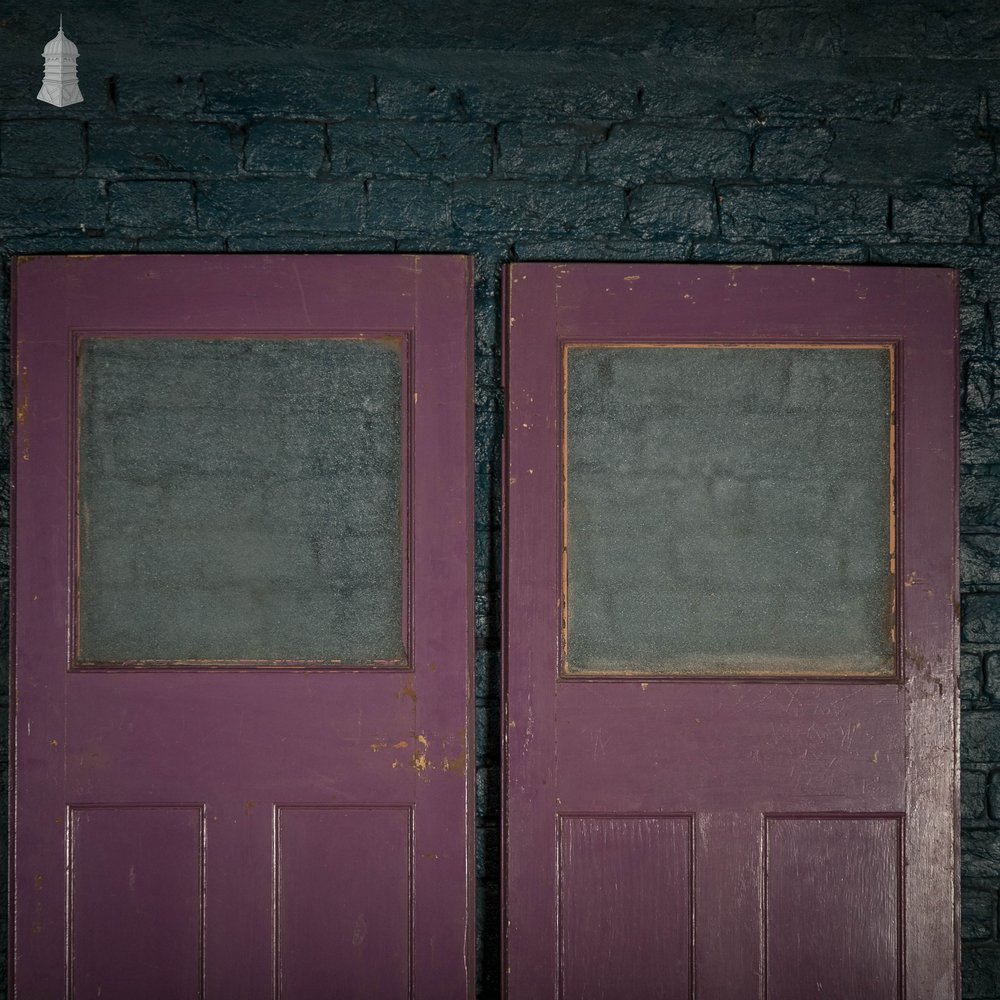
563,344 -> 894,677
76,336 -> 405,666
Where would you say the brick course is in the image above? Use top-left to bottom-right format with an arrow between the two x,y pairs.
1,1 -> 1000,994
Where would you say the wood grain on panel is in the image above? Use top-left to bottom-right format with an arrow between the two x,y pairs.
558,815 -> 692,1000
68,805 -> 205,1000
275,806 -> 412,1000
765,815 -> 901,1000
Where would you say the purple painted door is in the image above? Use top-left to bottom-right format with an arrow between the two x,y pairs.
503,263 -> 958,999
13,254 -> 474,999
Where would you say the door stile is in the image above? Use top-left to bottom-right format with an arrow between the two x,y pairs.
897,278 -> 961,999
503,264 -> 561,998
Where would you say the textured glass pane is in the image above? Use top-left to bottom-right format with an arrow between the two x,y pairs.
565,346 -> 893,676
78,337 -> 404,665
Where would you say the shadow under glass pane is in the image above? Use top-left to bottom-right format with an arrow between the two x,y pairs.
564,345 -> 894,677
77,337 -> 404,666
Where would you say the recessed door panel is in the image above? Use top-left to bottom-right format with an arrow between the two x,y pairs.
13,254 -> 474,999
504,263 -> 958,998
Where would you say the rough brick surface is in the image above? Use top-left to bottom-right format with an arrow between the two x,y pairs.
719,184 -> 889,243
244,123 -> 327,176
197,179 -> 363,235
453,180 -> 623,235
0,120 -> 83,175
329,122 -> 492,179
88,123 -> 237,177
588,124 -> 749,183
109,180 -> 195,235
0,0 -> 999,994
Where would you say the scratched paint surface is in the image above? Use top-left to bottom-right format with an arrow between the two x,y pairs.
77,336 -> 403,664
565,345 -> 893,675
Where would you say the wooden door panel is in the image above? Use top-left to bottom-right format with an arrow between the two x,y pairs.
13,254 -> 474,1000
275,807 -> 413,1000
69,806 -> 205,1000
765,815 -> 902,1000
559,815 -> 693,1000
503,263 -> 958,999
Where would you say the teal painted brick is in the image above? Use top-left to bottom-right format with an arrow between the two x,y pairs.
753,127 -> 833,182
967,357 -> 997,415
460,66 -> 639,122
628,183 -> 716,239
475,764 -> 500,821
964,712 -> 1000,763
88,123 -> 236,177
197,179 -> 363,235
497,124 -> 600,179
964,888 -> 996,941
719,184 -> 888,243
963,415 -> 1000,465
113,72 -> 205,117
366,178 -> 451,233
226,235 -> 394,252
476,826 -> 500,880
963,536 -> 1000,586
109,180 -> 195,235
514,237 -> 691,261
982,197 -> 1000,245
964,944 -> 1000,997
202,65 -> 372,118
0,178 -> 105,233
893,187 -> 974,241
965,768 -> 988,820
966,653 -> 985,704
990,770 -> 1000,821
824,121 -> 993,184
692,241 -> 775,262
773,244 -> 869,263
588,125 -> 749,184
453,180 -> 623,236
0,121 -> 84,175
475,649 -> 500,701
330,122 -> 491,180
966,829 -> 1000,878
964,470 -> 1000,530
245,123 -> 326,176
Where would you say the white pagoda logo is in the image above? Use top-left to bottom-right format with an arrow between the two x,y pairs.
37,17 -> 82,107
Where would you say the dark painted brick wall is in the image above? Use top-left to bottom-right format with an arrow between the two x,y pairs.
2,0 -> 1000,994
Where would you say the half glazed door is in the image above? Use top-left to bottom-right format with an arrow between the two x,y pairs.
13,254 -> 473,999
504,263 -> 958,999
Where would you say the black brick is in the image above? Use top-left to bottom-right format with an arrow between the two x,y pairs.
965,768 -> 987,821
964,711 -> 1000,764
498,124 -> 599,179
752,126 -> 833,183
453,180 -> 623,236
367,178 -> 451,234
965,828 -> 1000,878
629,183 -> 716,239
197,179 -> 363,235
719,184 -> 888,243
88,123 -> 236,177
892,187 -> 974,242
963,888 -> 995,941
109,180 -> 195,235
330,122 -> 491,180
964,469 -> 1000,531
0,178 -> 105,233
244,123 -> 326,176
202,66 -> 372,118
0,120 -> 84,175
588,124 -> 749,184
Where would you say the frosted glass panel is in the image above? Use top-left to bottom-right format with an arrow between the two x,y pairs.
564,345 -> 893,676
77,337 -> 404,665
